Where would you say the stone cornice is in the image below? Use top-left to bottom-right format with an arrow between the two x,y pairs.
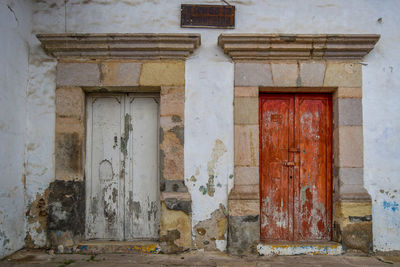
36,33 -> 201,60
218,34 -> 380,61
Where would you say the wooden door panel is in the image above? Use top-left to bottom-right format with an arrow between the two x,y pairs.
259,93 -> 332,242
294,95 -> 332,241
260,95 -> 294,241
86,94 -> 160,241
125,96 -> 160,240
86,95 -> 125,240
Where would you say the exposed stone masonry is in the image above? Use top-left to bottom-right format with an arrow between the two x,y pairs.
226,43 -> 376,253
37,33 -> 201,253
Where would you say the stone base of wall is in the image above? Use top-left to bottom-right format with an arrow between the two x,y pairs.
159,202 -> 192,253
334,200 -> 372,253
227,215 -> 260,255
47,180 -> 85,251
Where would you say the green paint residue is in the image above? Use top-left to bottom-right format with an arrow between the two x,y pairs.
190,175 -> 197,182
229,174 -> 233,179
199,185 -> 207,195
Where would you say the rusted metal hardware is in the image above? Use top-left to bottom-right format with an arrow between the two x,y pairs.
181,4 -> 235,29
283,161 -> 296,167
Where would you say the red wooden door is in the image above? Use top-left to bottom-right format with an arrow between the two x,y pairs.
260,93 -> 332,242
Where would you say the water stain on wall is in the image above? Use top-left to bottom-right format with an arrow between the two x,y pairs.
199,139 -> 227,197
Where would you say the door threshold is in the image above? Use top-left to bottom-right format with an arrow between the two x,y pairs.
77,240 -> 160,254
257,241 -> 343,256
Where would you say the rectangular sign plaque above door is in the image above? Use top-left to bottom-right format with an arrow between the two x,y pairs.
181,4 -> 235,29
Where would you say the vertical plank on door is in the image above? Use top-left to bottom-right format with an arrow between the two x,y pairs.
125,95 -> 160,240
294,94 -> 332,241
260,94 -> 294,241
85,95 -> 125,240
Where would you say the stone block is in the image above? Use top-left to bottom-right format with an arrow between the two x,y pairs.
229,185 -> 259,200
334,87 -> 362,99
57,62 -> 100,86
234,125 -> 259,167
100,62 -> 141,86
334,201 -> 371,219
342,222 -> 372,253
164,198 -> 191,214
271,63 -> 298,87
160,131 -> 184,181
160,86 -> 185,117
231,184 -> 259,194
47,180 -> 85,248
55,132 -> 84,181
235,166 -> 259,185
160,115 -> 183,132
299,61 -> 326,86
160,203 -> 191,252
163,180 -> 187,193
337,167 -> 363,185
229,199 -> 259,216
324,62 -> 362,87
334,98 -> 362,126
334,126 -> 363,168
234,63 -> 273,86
48,231 -> 78,249
161,192 -> 191,202
234,97 -> 259,125
234,87 -> 259,97
140,61 -> 185,86
339,184 -> 369,197
56,87 -> 85,120
228,215 -> 260,255
56,117 -> 84,135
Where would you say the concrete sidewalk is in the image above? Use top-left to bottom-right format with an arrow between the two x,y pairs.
1,249 -> 399,267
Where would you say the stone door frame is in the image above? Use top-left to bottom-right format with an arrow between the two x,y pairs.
37,33 -> 201,253
218,34 -> 380,254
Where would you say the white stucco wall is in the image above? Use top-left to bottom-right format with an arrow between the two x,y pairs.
20,0 -> 400,252
0,0 -> 32,258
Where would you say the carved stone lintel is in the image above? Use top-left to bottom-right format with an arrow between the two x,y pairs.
218,34 -> 380,61
37,33 -> 201,60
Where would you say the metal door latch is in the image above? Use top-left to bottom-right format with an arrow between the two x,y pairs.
283,161 -> 295,167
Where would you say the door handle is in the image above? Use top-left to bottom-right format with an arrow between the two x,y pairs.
283,161 -> 295,167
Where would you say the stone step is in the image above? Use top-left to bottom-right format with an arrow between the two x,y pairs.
77,240 -> 160,254
257,242 -> 343,256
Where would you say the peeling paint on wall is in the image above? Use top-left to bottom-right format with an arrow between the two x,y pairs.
25,192 -> 49,248
193,205 -> 227,251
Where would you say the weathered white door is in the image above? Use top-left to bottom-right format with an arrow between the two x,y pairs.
85,94 -> 160,240
125,95 -> 160,240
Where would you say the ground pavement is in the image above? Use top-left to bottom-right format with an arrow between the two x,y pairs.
1,249 -> 400,267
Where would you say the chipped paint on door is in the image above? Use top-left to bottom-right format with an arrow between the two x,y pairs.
85,94 -> 160,240
125,95 -> 160,240
294,94 -> 332,241
260,93 -> 332,242
260,95 -> 293,241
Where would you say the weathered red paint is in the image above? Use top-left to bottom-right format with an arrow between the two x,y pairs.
260,93 -> 332,242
